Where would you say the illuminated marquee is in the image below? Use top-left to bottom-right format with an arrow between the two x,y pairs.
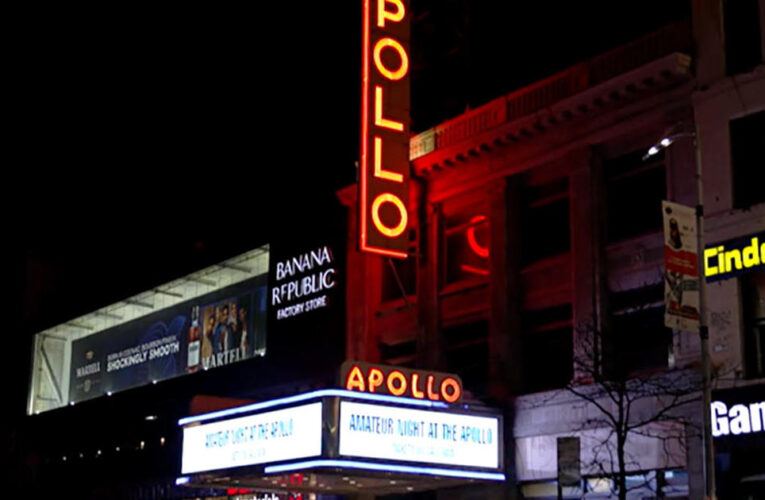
338,401 -> 501,469
342,361 -> 463,403
177,389 -> 506,487
359,0 -> 411,258
704,232 -> 764,282
181,402 -> 323,474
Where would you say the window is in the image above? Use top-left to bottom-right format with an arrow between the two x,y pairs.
731,111 -> 765,209
741,271 -> 765,379
522,305 -> 573,393
605,149 -> 666,242
381,229 -> 418,302
724,0 -> 763,75
610,283 -> 672,375
444,205 -> 489,284
444,320 -> 488,396
521,177 -> 570,266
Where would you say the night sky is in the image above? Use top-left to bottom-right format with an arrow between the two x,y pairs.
8,1 -> 689,424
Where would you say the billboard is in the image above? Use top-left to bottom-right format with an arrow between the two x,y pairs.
69,276 -> 267,403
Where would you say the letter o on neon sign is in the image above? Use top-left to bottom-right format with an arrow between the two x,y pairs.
386,370 -> 407,396
440,377 -> 462,403
373,37 -> 409,81
371,193 -> 408,237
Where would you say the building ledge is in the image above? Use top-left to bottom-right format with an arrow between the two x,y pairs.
411,52 -> 692,176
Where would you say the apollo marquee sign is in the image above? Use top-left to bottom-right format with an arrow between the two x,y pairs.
178,389 -> 505,484
342,361 -> 463,403
359,0 -> 411,258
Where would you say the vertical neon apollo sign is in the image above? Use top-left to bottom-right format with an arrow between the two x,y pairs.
360,0 -> 411,258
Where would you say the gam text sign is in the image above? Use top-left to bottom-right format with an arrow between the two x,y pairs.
711,399 -> 765,437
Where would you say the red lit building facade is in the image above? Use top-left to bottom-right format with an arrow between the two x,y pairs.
340,2 -> 765,498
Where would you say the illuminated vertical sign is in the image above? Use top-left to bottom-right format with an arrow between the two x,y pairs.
360,0 -> 411,258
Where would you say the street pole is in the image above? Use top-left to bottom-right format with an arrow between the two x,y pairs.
655,127 -> 717,499
692,131 -> 716,500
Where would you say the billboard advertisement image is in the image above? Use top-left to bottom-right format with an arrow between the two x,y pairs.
69,276 -> 267,403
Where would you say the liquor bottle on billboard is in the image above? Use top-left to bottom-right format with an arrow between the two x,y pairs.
187,305 -> 201,372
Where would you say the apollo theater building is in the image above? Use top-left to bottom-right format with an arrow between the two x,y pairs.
25,1 -> 764,499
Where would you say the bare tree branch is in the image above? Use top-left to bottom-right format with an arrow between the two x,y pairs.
527,313 -> 706,500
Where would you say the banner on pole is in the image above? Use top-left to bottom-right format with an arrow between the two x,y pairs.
662,201 -> 700,332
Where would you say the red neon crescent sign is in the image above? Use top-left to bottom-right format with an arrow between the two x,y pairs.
359,0 -> 411,259
461,215 -> 490,276
466,215 -> 489,258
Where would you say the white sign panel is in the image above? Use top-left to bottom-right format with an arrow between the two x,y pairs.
182,402 -> 323,474
711,400 -> 765,437
338,401 -> 500,469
